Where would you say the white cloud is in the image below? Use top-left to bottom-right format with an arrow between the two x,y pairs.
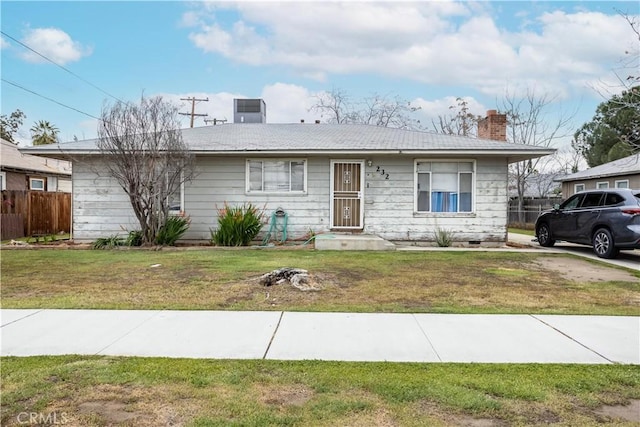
19,28 -> 92,65
179,11 -> 203,28
411,96 -> 487,131
0,37 -> 9,49
184,3 -> 637,98
260,83 -> 319,123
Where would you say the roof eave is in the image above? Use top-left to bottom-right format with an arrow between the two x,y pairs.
18,147 -> 84,160
557,170 -> 640,182
0,165 -> 72,177
23,147 -> 556,163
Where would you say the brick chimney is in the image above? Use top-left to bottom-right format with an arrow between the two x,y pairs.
477,110 -> 507,141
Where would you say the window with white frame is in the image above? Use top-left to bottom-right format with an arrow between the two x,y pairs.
166,170 -> 184,214
615,180 -> 629,189
416,161 -> 474,213
167,182 -> 183,214
597,181 -> 609,189
574,183 -> 585,193
247,159 -> 306,193
0,172 -> 5,191
29,178 -> 45,191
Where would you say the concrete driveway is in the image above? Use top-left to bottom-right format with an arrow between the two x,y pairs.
508,232 -> 640,271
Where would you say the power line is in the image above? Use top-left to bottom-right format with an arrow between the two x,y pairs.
204,118 -> 227,125
2,78 -> 102,122
1,30 -> 125,104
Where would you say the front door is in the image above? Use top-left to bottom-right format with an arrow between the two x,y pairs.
330,160 -> 364,229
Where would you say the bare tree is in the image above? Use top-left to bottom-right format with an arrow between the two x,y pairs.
501,88 -> 574,222
529,171 -> 563,198
310,88 -> 354,124
606,11 -> 640,152
618,10 -> 639,88
553,144 -> 586,174
431,97 -> 480,137
586,10 -> 640,153
97,95 -> 195,245
310,88 -> 420,129
356,94 -> 421,129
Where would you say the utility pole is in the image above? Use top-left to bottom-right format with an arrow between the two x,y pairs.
179,97 -> 208,128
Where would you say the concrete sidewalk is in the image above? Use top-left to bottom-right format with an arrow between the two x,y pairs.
2,309 -> 638,364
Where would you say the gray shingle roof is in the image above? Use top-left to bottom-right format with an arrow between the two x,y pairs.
557,153 -> 640,182
1,138 -> 71,176
20,123 -> 554,161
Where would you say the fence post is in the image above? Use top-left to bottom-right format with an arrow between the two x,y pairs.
26,191 -> 31,236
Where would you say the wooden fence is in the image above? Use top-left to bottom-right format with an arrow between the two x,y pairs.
1,190 -> 71,240
508,197 -> 562,226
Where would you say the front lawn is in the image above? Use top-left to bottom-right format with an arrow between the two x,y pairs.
1,356 -> 638,426
1,249 -> 638,315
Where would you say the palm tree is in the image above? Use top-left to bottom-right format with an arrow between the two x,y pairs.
30,120 -> 59,145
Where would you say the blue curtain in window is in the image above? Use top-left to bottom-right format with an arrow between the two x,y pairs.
448,193 -> 458,212
432,192 -> 443,212
432,192 -> 457,212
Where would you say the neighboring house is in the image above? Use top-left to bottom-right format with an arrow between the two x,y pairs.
1,138 -> 72,192
22,112 -> 554,245
508,172 -> 564,199
557,154 -> 640,198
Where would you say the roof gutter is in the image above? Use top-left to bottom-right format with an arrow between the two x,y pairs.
22,147 -> 556,161
557,171 -> 638,182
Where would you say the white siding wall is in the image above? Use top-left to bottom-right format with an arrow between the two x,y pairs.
185,156 -> 331,241
72,155 -> 509,243
72,158 -> 138,241
362,156 -> 508,242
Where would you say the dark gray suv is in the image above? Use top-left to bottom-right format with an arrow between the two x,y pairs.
535,189 -> 640,258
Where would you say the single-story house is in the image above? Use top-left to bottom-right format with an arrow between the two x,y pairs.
508,172 -> 564,199
1,138 -> 72,192
557,153 -> 640,198
22,113 -> 554,245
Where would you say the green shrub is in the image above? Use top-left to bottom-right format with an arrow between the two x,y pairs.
211,203 -> 264,246
156,215 -> 190,246
92,235 -> 124,249
125,230 -> 143,247
434,226 -> 454,247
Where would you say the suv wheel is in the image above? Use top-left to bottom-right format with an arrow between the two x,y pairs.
536,223 -> 555,247
592,228 -> 619,259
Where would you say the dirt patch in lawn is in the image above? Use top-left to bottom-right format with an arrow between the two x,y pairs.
54,384 -> 201,427
255,383 -> 315,407
595,399 -> 640,423
531,257 -> 638,283
77,401 -> 140,423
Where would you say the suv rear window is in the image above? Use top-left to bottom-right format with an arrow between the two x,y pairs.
604,193 -> 625,206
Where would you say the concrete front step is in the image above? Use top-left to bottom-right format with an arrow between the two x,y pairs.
314,234 -> 396,251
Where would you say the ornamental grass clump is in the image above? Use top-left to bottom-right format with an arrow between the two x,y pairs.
211,203 -> 264,246
156,215 -> 190,246
434,226 -> 454,247
92,234 -> 124,249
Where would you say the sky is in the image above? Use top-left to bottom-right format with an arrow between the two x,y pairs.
1,0 -> 638,149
